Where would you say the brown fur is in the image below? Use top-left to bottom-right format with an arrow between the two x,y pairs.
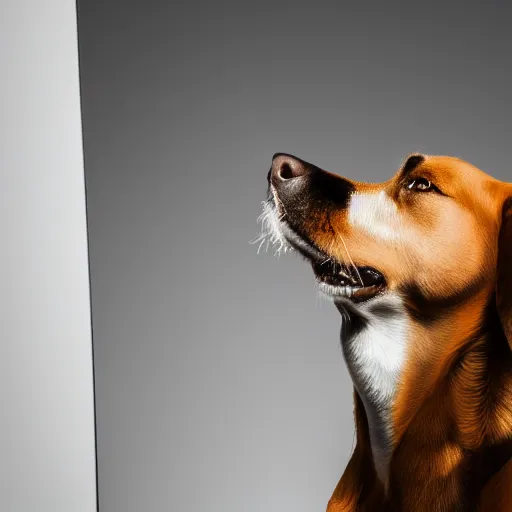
266,154 -> 512,511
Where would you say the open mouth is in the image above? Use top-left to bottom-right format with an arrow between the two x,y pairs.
312,260 -> 387,303
257,195 -> 387,303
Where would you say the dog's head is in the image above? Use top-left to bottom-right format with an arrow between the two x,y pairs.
261,153 -> 512,346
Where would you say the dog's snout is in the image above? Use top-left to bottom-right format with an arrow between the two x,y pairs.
268,152 -> 355,219
271,153 -> 312,183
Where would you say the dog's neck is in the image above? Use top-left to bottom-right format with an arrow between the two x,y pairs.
336,291 -> 512,492
337,293 -> 408,483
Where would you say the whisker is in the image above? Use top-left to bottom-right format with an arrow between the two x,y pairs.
252,198 -> 293,258
337,233 -> 364,287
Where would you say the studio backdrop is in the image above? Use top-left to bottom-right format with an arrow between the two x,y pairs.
77,1 -> 511,512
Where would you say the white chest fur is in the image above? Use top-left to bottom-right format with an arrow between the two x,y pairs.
338,294 -> 409,483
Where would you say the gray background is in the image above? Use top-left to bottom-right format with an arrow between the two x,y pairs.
77,1 -> 512,511
1,0 -> 97,511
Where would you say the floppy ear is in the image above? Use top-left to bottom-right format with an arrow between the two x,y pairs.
497,195 -> 512,348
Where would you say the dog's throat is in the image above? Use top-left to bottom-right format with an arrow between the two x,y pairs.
338,294 -> 408,483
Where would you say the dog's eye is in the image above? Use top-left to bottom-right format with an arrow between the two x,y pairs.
407,177 -> 433,192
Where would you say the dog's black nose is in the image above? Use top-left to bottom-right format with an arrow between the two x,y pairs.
271,153 -> 313,183
268,153 -> 356,212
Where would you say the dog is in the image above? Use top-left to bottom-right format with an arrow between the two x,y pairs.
257,153 -> 512,511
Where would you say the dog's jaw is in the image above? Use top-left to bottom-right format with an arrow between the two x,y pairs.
256,196 -> 388,303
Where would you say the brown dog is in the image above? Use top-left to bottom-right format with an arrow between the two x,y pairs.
258,153 -> 512,511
